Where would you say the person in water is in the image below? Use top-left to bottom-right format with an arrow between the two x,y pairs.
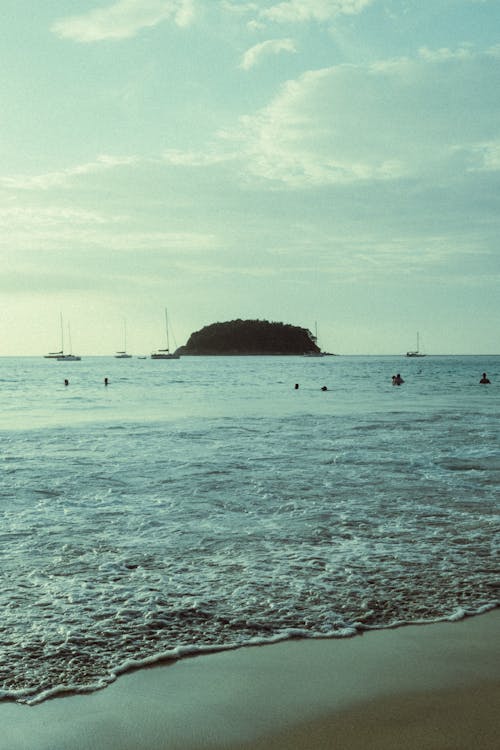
104,377 -> 109,386
64,379 -> 69,386
479,372 -> 491,384
294,383 -> 299,390
321,385 -> 328,391
392,373 -> 404,385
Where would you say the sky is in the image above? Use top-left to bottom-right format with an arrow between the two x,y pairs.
1,0 -> 500,355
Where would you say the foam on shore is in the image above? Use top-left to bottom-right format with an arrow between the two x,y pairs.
1,610 -> 499,750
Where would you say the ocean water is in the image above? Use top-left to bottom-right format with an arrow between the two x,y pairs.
0,354 -> 498,704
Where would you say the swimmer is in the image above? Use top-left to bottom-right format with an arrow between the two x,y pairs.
321,385 -> 328,391
294,383 -> 299,390
393,373 -> 404,385
104,377 -> 109,386
479,372 -> 491,384
64,379 -> 69,386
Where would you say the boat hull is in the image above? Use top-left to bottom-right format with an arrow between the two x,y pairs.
151,353 -> 180,360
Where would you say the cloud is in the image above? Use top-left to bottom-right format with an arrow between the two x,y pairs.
240,38 -> 297,69
220,1 -> 259,14
222,65 -> 409,187
259,0 -> 374,23
0,205 -> 216,256
162,149 -> 234,167
0,206 -> 110,226
220,50 -> 500,188
461,140 -> 500,172
5,49 -> 498,201
418,45 -> 474,62
0,155 -> 140,190
220,0 -> 374,28
52,0 -> 195,43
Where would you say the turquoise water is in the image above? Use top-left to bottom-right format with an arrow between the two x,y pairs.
0,355 -> 498,703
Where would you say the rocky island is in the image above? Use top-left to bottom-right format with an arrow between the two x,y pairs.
176,319 -> 323,356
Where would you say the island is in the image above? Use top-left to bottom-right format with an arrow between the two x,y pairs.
176,319 -> 325,356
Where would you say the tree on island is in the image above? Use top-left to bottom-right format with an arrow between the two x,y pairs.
177,319 -> 321,355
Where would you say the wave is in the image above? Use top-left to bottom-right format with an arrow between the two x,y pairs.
3,603 -> 497,706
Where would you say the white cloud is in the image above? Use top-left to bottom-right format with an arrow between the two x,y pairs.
5,50 -> 498,201
0,207 -> 112,230
240,38 -> 297,69
222,65 -> 409,187
0,205 -> 216,254
162,149 -> 234,166
462,140 -> 500,172
418,45 -> 474,62
247,20 -> 267,31
52,0 -> 195,43
222,1 -> 372,29
260,0 -> 374,23
220,50 -> 500,188
220,1 -> 259,14
0,155 -> 140,190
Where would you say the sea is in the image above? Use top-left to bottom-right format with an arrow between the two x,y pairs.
0,354 -> 498,704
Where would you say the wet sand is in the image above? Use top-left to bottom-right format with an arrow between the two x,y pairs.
1,609 -> 498,750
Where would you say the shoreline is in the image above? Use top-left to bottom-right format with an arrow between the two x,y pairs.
1,609 -> 499,749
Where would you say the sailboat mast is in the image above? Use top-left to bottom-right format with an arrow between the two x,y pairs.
165,308 -> 170,352
60,313 -> 65,354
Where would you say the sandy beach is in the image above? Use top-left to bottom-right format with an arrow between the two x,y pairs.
1,609 -> 498,750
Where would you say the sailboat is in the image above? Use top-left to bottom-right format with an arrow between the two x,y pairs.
44,314 -> 81,360
57,322 -> 81,361
151,309 -> 180,360
406,332 -> 425,358
115,320 -> 132,358
57,353 -> 81,361
303,321 -> 327,356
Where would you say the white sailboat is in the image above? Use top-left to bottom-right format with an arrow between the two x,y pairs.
57,322 -> 81,361
406,332 -> 425,358
57,353 -> 81,361
151,309 -> 180,360
115,320 -> 132,358
45,314 -> 81,360
303,321 -> 327,356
